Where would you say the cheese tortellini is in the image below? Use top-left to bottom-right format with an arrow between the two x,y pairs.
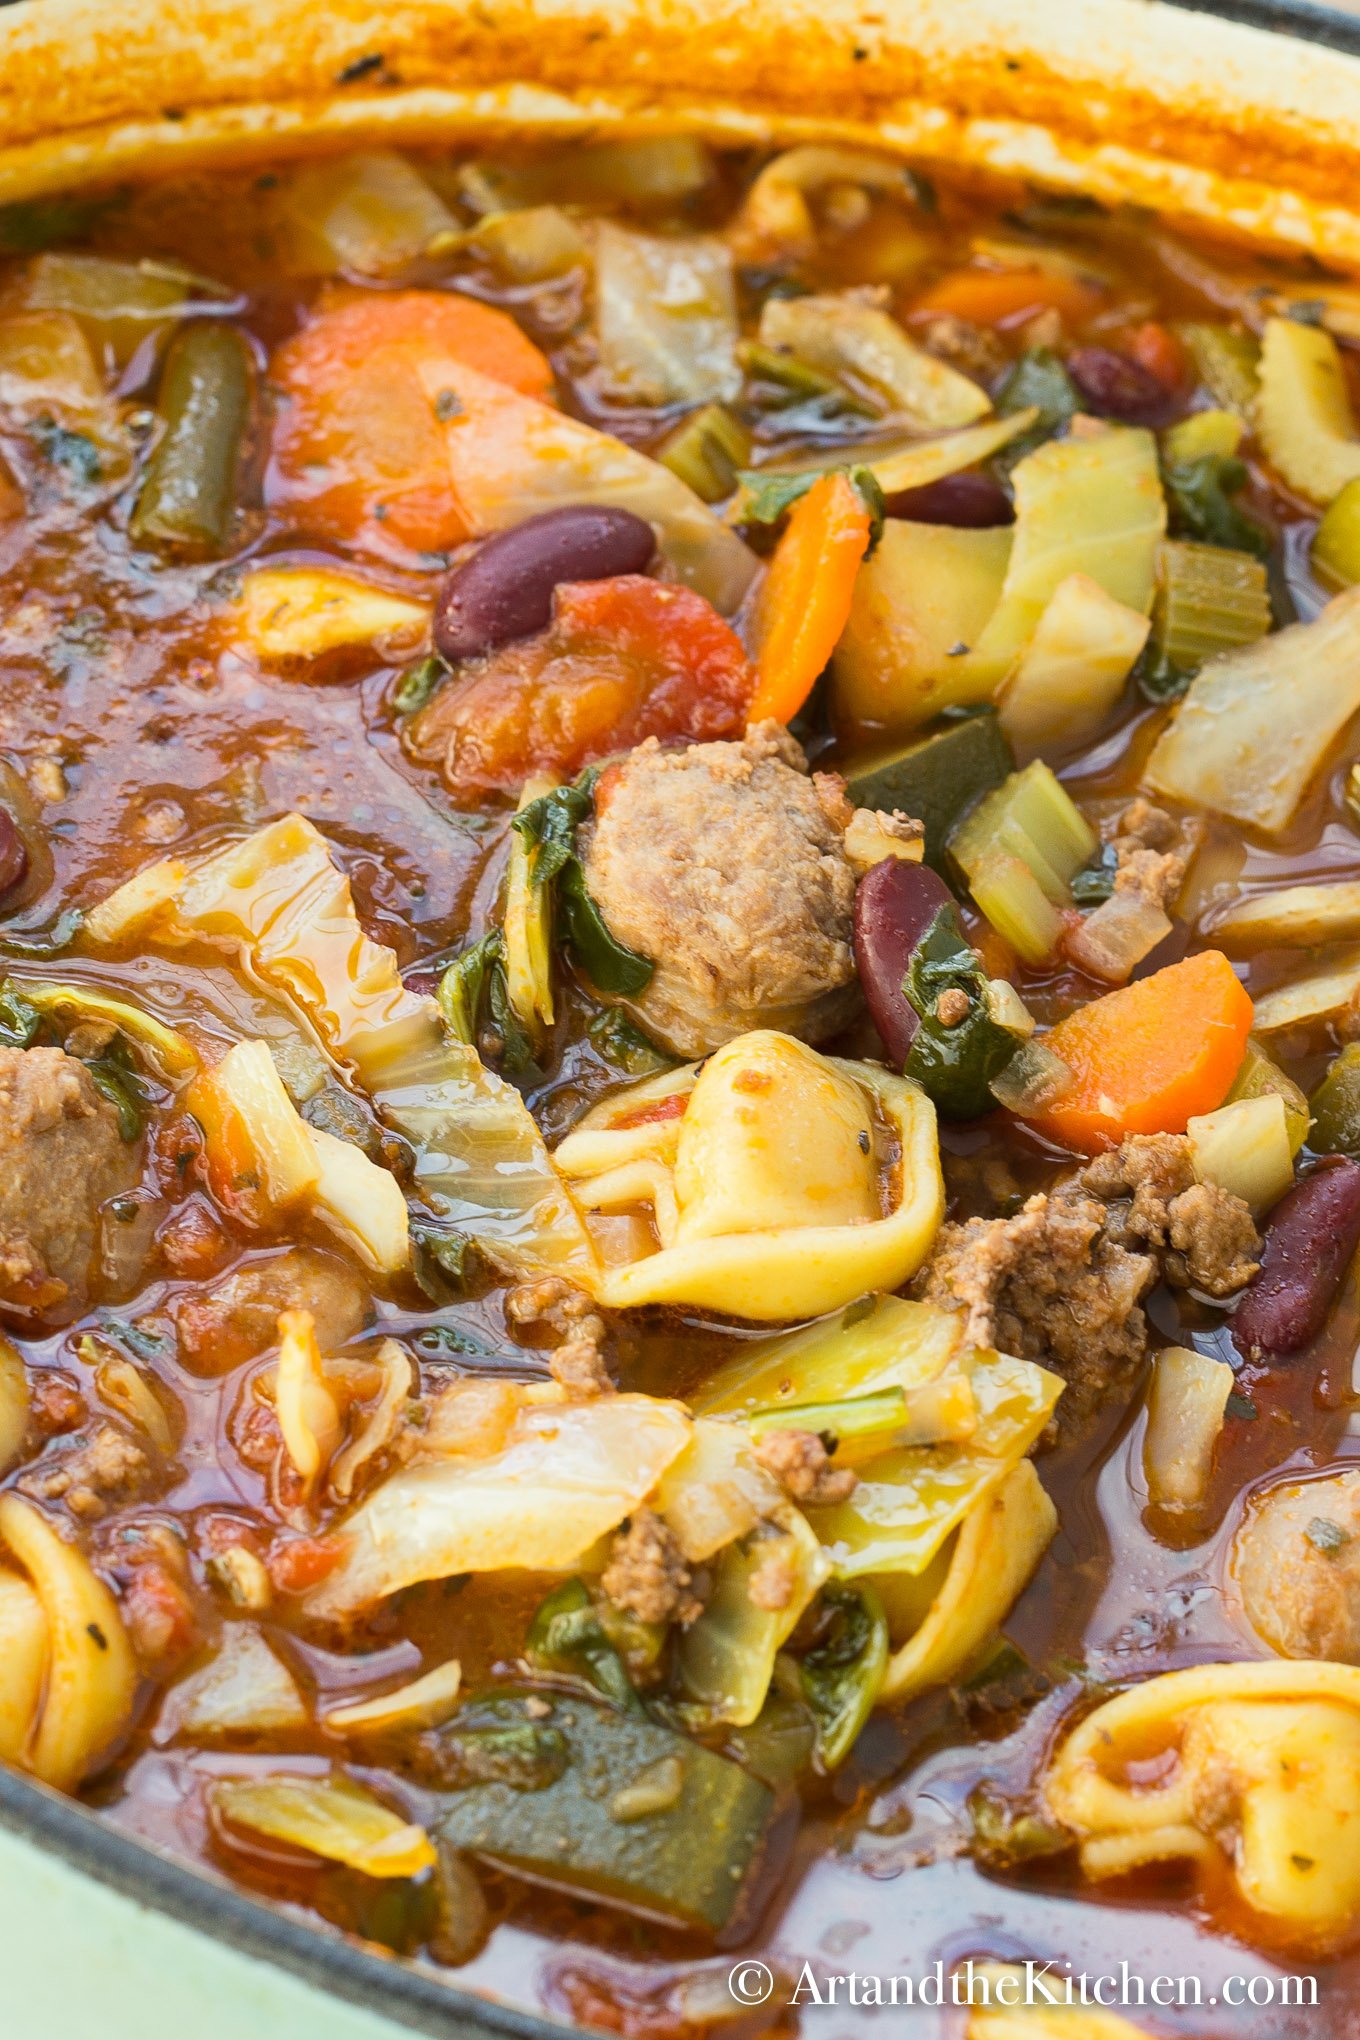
0,1492 -> 137,1790
554,1030 -> 944,1320
1043,1660 -> 1360,1949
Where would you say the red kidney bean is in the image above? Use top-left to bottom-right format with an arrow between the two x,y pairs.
0,809 -> 28,902
1066,346 -> 1176,427
433,506 -> 656,665
886,470 -> 1014,528
853,860 -> 956,1067
1232,1157 -> 1360,1359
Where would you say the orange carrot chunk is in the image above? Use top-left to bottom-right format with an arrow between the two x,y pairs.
748,472 -> 872,726
267,291 -> 555,556
910,266 -> 1102,332
1031,950 -> 1254,1155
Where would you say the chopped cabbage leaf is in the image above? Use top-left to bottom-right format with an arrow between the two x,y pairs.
307,1396 -> 692,1619
804,1351 -> 1063,1578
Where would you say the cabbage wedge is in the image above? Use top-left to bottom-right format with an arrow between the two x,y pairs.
83,815 -> 599,1284
307,1396 -> 692,1620
804,1350 -> 1063,1579
1145,584 -> 1360,834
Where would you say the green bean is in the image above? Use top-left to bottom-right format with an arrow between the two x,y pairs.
130,322 -> 252,555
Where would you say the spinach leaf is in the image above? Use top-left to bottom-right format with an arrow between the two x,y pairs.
85,1057 -> 145,1142
901,907 -> 1019,1119
994,348 -> 1078,470
587,1007 -> 672,1077
797,1580 -> 889,1769
1069,843 -> 1118,905
1162,452 -> 1270,557
0,982 -> 40,1048
437,930 -> 503,1046
527,1578 -> 646,1715
512,773 -> 655,996
733,463 -> 886,552
392,652 -> 448,717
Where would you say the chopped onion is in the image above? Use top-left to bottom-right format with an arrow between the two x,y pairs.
274,1308 -> 343,1505
1065,891 -> 1173,985
324,1657 -> 462,1737
211,1773 -> 435,1879
273,151 -> 456,278
989,1039 -> 1075,1116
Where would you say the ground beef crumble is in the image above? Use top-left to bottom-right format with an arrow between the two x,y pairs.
918,1133 -> 1259,1433
752,1428 -> 857,1506
601,1507 -> 702,1626
505,1275 -> 613,1397
19,1422 -> 151,1520
1109,798 -> 1203,913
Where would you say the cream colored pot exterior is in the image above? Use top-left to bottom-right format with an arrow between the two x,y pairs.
3,0 -> 1360,267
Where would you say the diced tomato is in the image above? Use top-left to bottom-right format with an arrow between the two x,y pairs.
1120,319 -> 1187,392
613,1092 -> 690,1131
267,1532 -> 349,1595
409,574 -> 755,800
267,290 -> 556,557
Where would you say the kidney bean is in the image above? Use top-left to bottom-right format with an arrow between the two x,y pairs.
0,809 -> 28,902
1066,345 -> 1176,427
433,506 -> 656,665
853,859 -> 956,1067
887,470 -> 1014,528
1232,1156 -> 1360,1359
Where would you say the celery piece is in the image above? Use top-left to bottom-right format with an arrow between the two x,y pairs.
130,322 -> 252,555
1151,538 -> 1271,678
1313,476 -> 1360,588
1308,1044 -> 1360,1156
952,762 -> 1096,902
1162,408 -> 1242,464
747,1386 -> 908,1453
949,762 -> 1095,965
845,712 -> 1015,872
657,403 -> 752,503
1175,323 -> 1261,417
434,1688 -> 773,1931
965,853 -> 1064,966
1227,1036 -> 1312,1156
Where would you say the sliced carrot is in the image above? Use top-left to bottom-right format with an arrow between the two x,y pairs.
748,472 -> 873,726
267,290 -> 554,555
1030,950 -> 1254,1155
910,265 -> 1102,331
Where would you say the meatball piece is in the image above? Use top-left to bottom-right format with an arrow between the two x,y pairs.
0,1046 -> 135,1320
174,1246 -> 371,1377
1234,1471 -> 1360,1662
580,723 -> 859,1056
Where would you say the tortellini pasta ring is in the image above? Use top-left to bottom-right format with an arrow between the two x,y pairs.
0,1492 -> 138,1791
555,1032 -> 944,1321
1043,1659 -> 1360,1948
